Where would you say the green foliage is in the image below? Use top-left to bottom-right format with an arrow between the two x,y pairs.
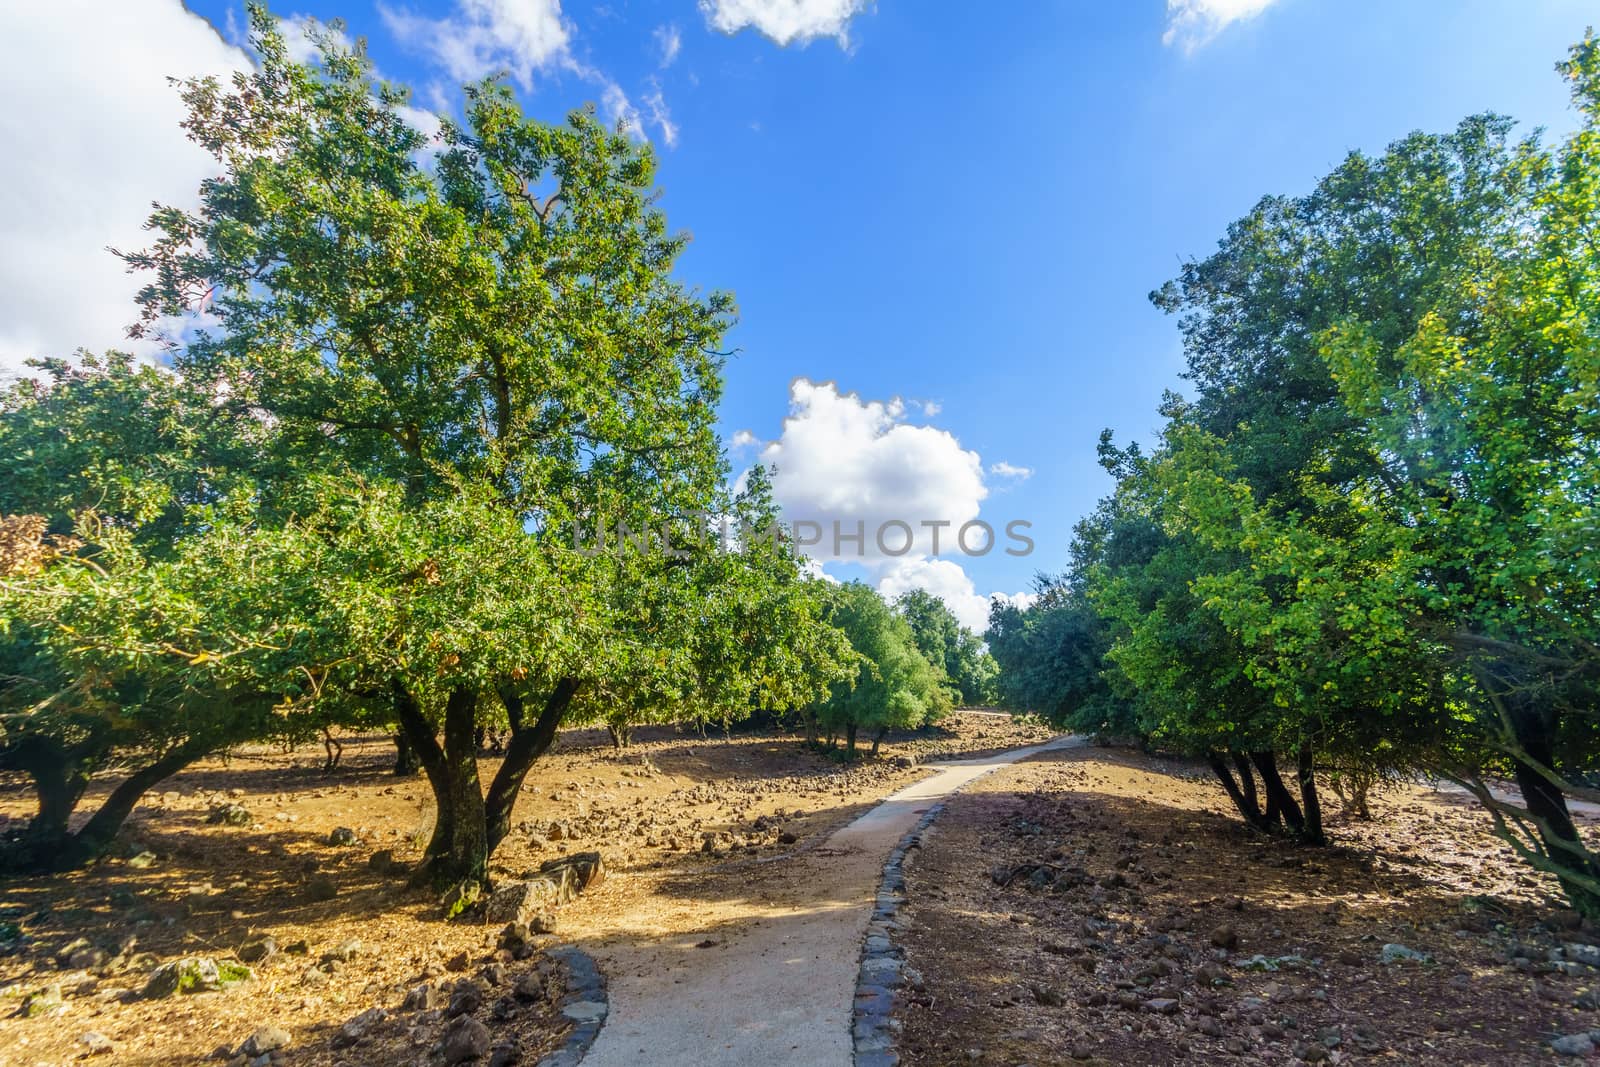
893,588 -> 997,707
811,583 -> 950,753
995,32 -> 1600,894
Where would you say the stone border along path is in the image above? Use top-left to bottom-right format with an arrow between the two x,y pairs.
575,735 -> 1083,1067
536,946 -> 608,1067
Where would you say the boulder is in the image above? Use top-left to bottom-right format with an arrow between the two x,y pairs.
485,880 -> 562,927
327,827 -> 358,847
143,957 -> 250,999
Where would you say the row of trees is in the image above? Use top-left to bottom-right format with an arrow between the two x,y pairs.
992,36 -> 1600,916
0,10 -> 952,893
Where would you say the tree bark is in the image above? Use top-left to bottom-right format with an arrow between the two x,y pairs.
484,678 -> 579,855
1232,753 -> 1259,816
870,726 -> 887,756
392,732 -> 420,776
439,687 -> 487,886
1504,697 -> 1600,915
845,722 -> 858,757
1208,751 -> 1268,830
1251,751 -> 1305,834
393,680 -> 455,869
64,740 -> 210,867
1296,747 -> 1325,846
2,737 -> 210,874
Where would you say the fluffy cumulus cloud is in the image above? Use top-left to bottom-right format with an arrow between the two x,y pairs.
752,379 -> 1033,632
699,0 -> 872,47
380,0 -> 572,90
0,0 -> 248,379
1163,0 -> 1279,51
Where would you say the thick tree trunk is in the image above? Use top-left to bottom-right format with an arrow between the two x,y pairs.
1251,751 -> 1305,834
845,722 -> 858,757
27,745 -> 89,846
393,732 -> 420,776
1296,747 -> 1325,846
439,688 -> 487,886
870,726 -> 887,757
393,681 -> 455,871
2,738 -> 209,874
801,711 -> 818,748
484,678 -> 579,855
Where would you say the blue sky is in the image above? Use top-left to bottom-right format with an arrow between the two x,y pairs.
4,0 -> 1596,629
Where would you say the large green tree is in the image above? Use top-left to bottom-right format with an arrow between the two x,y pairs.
104,8 -> 770,891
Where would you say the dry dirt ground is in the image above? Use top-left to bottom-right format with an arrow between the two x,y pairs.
895,744 -> 1600,1066
0,712 -> 1052,1066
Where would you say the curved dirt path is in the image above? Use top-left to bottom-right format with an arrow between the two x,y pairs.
577,735 -> 1082,1067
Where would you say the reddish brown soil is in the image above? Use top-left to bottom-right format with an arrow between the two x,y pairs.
0,712 -> 1049,1066
896,745 -> 1600,1066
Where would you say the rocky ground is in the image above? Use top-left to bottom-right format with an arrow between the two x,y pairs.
0,712 -> 1049,1066
894,744 -> 1600,1066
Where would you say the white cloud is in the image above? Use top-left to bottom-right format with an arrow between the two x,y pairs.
920,400 -> 942,417
653,23 -> 682,67
1163,0 -> 1278,51
380,0 -> 572,90
599,82 -> 642,137
729,429 -> 762,450
280,12 -> 350,64
876,557 -> 1033,634
0,0 -> 249,379
642,79 -> 678,147
752,378 -> 1028,634
699,0 -> 871,47
990,461 -> 1033,480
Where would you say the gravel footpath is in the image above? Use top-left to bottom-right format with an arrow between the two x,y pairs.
576,735 -> 1082,1067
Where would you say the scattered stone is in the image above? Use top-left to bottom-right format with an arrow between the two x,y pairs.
446,950 -> 472,972
143,957 -> 250,998
207,804 -> 252,827
1210,924 -> 1240,951
332,1007 -> 388,1048
402,982 -> 443,1011
127,851 -> 157,869
22,984 -> 64,1017
322,938 -> 362,965
77,1031 -> 114,1056
237,936 -> 278,964
1553,1033 -> 1597,1057
240,1024 -> 291,1057
1144,997 -> 1181,1015
327,827 -> 358,847
304,875 -> 338,903
447,978 -> 486,1017
1379,943 -> 1433,965
436,1014 -> 491,1064
368,849 -> 398,875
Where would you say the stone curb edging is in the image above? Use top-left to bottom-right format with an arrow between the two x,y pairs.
536,945 -> 607,1067
851,800 -> 946,1067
